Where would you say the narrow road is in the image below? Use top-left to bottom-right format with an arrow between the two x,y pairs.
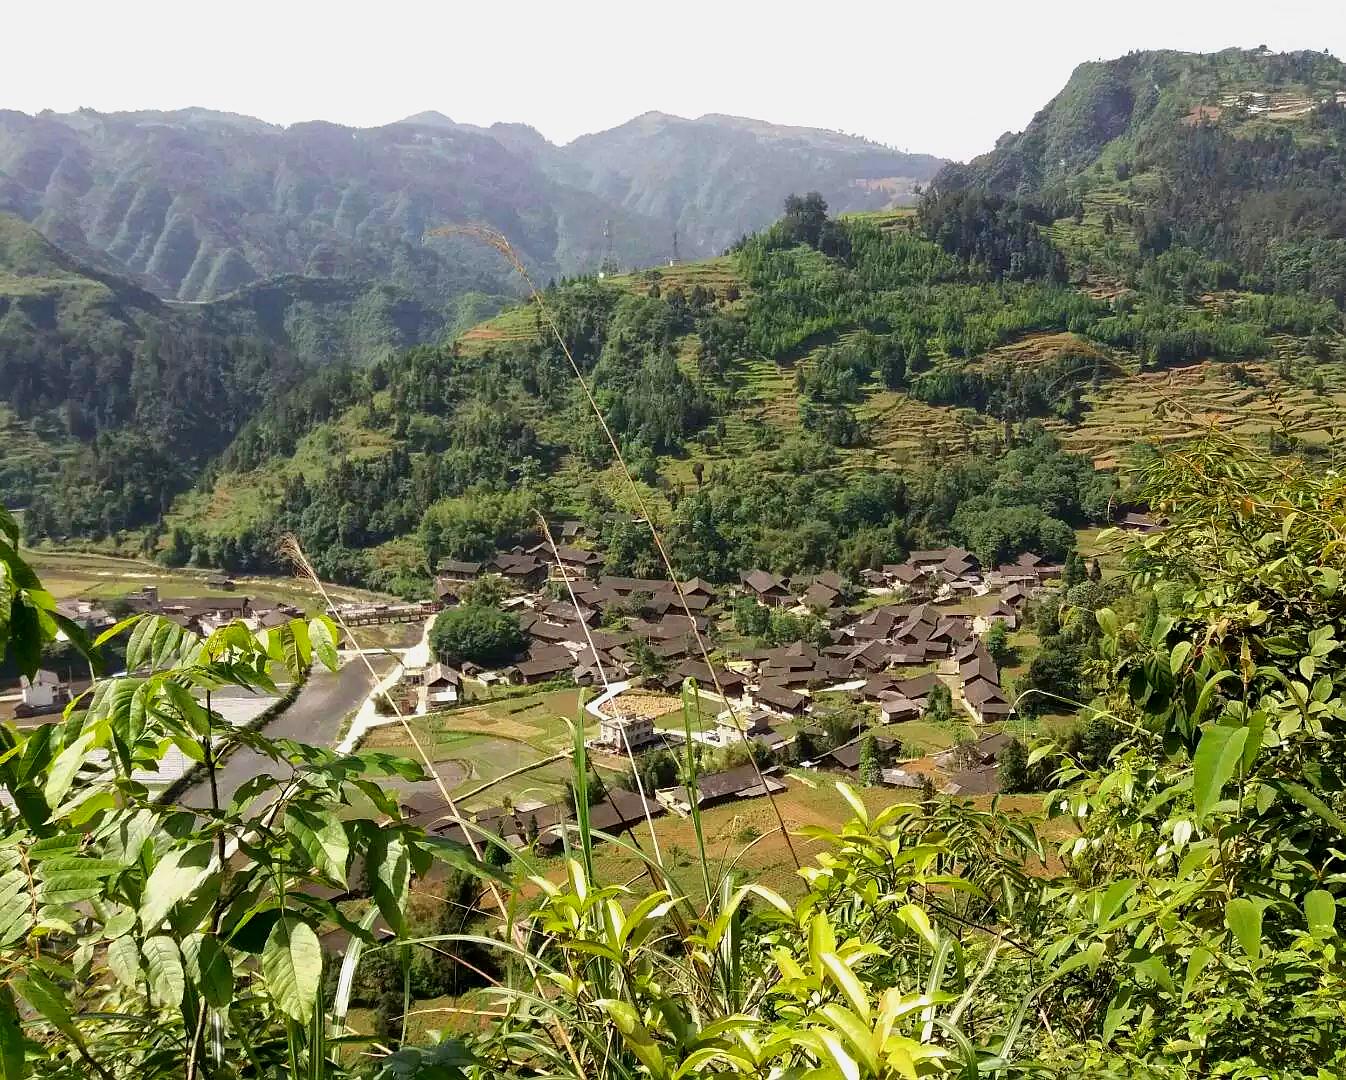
180,655 -> 396,809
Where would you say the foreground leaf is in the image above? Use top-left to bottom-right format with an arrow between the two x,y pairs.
262,916 -> 323,1023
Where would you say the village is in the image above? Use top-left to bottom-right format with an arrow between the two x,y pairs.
5,515 -> 1153,878
372,516 -> 1150,863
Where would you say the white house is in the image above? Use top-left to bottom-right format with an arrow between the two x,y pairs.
598,712 -> 657,752
20,670 -> 63,710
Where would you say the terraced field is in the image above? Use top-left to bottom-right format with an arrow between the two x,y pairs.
458,256 -> 744,360
1055,360 -> 1346,468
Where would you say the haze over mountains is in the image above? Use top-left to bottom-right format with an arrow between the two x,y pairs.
0,106 -> 943,305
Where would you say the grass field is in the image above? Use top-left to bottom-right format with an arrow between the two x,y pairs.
19,548 -> 390,612
362,688 -> 591,808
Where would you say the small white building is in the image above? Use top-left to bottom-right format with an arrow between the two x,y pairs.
423,664 -> 462,707
599,712 -> 657,752
20,670 -> 63,710
716,707 -> 773,744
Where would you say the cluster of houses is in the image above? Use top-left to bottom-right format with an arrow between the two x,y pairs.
10,587 -> 311,719
118,585 -> 307,636
409,537 -> 1052,790
397,758 -> 793,865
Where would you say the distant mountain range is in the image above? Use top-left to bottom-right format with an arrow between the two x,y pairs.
0,106 -> 944,305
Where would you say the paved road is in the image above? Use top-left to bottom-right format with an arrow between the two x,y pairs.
180,655 -> 395,809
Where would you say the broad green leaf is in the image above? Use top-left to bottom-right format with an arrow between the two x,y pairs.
1226,898 -> 1262,962
1050,941 -> 1104,982
182,933 -> 234,1008
308,617 -> 339,671
1181,946 -> 1213,1001
834,781 -> 868,827
13,971 -> 77,1041
820,951 -> 871,1023
1096,879 -> 1136,924
1279,781 -> 1346,835
596,997 -> 666,1077
1133,955 -> 1173,993
140,842 -> 213,929
1095,607 -> 1118,637
106,935 -> 141,989
143,934 -> 186,1007
818,1003 -> 879,1075
262,916 -> 323,1023
813,1028 -> 861,1080
1192,725 -> 1248,823
1169,640 -> 1192,675
285,807 -> 349,885
43,725 -> 103,808
0,985 -> 22,1080
1305,889 -> 1336,938
897,903 -> 939,949
369,832 -> 410,931
0,564 -> 13,662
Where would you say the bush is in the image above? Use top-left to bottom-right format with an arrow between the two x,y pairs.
430,604 -> 524,667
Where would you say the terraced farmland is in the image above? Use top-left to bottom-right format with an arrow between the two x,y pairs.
1054,360 -> 1346,467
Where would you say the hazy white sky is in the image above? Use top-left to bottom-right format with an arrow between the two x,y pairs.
7,0 -> 1345,160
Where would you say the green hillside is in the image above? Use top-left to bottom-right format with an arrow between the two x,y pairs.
935,47 -> 1346,303
142,180 -> 1345,594
0,214 -> 467,523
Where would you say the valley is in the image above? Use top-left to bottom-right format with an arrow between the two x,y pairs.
5,37 -> 1346,1079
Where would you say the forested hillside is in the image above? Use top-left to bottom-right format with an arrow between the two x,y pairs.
120,173 -> 1344,592
934,47 -> 1346,302
0,213 -> 464,524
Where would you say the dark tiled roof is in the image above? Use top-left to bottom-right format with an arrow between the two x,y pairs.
692,764 -> 785,803
740,569 -> 789,595
755,682 -> 806,711
437,559 -> 482,575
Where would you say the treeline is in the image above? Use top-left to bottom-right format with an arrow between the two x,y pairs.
918,188 -> 1067,281
18,327 -> 303,537
661,423 -> 1113,578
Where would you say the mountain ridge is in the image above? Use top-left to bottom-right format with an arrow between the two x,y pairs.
0,105 -> 944,306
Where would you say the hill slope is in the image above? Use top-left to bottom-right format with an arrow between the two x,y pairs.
148,190 -> 1346,594
0,213 -> 464,522
556,112 -> 944,258
0,107 -> 943,304
933,47 -> 1346,302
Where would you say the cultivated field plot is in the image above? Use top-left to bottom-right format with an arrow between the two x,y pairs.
561,778 -> 1045,900
19,549 -> 378,611
362,687 -> 589,808
1054,360 -> 1346,466
457,304 -> 539,357
458,257 -> 746,360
